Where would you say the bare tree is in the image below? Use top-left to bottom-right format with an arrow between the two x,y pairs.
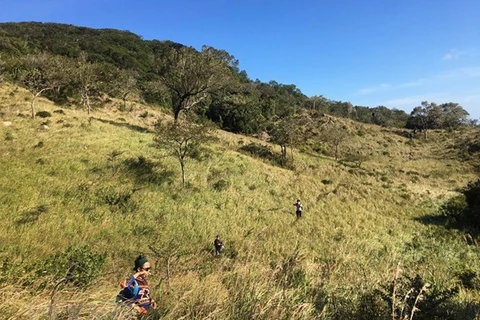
320,123 -> 350,161
113,68 -> 138,110
154,119 -> 214,187
76,52 -> 103,115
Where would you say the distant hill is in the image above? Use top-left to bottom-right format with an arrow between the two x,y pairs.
0,21 -> 415,131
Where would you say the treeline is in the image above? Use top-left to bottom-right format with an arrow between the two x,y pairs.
0,22 -> 473,133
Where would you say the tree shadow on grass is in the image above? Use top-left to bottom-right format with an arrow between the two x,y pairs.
92,117 -> 153,133
413,213 -> 448,227
123,155 -> 175,185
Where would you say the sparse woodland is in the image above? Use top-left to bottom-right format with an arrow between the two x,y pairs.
1,22 -> 480,319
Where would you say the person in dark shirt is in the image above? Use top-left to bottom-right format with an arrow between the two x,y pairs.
293,199 -> 303,218
213,235 -> 224,255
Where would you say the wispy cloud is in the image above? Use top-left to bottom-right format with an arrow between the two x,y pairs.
442,48 -> 470,61
440,66 -> 480,78
357,83 -> 391,95
356,66 -> 480,97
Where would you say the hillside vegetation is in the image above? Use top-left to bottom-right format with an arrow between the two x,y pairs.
1,83 -> 480,319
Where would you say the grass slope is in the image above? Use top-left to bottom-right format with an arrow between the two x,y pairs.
0,83 -> 479,319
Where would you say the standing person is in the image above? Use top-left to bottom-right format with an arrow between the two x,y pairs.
293,199 -> 303,218
213,234 -> 224,255
116,255 -> 157,315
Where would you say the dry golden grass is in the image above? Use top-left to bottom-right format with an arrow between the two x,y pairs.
1,83 -> 479,319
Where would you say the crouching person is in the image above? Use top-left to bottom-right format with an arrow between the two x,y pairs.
116,255 -> 157,315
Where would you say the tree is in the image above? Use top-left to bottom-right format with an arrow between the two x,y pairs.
307,95 -> 330,114
440,102 -> 469,129
154,119 -> 214,187
406,102 -> 430,138
113,68 -> 139,110
157,46 -> 234,121
269,116 -> 298,164
75,52 -> 104,115
6,53 -> 71,118
320,123 -> 350,161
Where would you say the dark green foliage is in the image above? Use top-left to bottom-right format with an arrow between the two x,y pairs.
34,141 -> 44,148
442,180 -> 480,233
33,246 -> 106,289
53,109 -> 66,114
321,179 -> 333,185
4,132 -> 14,141
98,186 -> 138,213
35,111 -> 52,118
441,195 -> 468,226
212,179 -> 230,191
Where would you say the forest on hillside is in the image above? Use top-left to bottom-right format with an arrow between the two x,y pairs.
0,22 -> 475,135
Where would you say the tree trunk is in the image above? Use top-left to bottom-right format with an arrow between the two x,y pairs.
30,96 -> 36,119
180,159 -> 186,187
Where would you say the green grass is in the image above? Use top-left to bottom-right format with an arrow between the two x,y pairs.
1,83 -> 480,319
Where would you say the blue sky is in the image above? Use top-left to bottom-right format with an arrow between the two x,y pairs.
1,0 -> 479,119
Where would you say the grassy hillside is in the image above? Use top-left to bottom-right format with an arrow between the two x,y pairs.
0,83 -> 479,319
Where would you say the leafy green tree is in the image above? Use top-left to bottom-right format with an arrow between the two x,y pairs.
207,83 -> 265,134
269,116 -> 300,164
406,102 -> 430,138
154,119 -> 214,187
157,46 -> 234,121
440,102 -> 469,129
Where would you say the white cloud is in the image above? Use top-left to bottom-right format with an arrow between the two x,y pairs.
442,48 -> 470,61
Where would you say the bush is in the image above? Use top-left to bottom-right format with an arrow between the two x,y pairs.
212,179 -> 230,191
441,195 -> 468,226
442,180 -> 480,232
33,246 -> 106,289
35,111 -> 52,118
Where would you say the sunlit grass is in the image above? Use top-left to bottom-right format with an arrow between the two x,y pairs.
1,83 -> 479,319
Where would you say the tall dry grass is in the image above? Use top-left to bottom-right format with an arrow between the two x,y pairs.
1,83 -> 479,319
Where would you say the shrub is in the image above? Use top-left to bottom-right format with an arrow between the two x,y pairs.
212,179 -> 230,191
53,109 -> 66,115
33,246 -> 106,289
98,187 -> 137,213
441,195 -> 468,226
35,111 -> 52,118
4,132 -> 13,141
